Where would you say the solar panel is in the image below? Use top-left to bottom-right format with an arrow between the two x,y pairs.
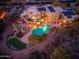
67,15 -> 72,18
47,6 -> 55,12
63,11 -> 75,15
60,0 -> 76,3
66,8 -> 74,10
38,7 -> 46,12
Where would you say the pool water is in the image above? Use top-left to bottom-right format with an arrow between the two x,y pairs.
32,25 -> 50,36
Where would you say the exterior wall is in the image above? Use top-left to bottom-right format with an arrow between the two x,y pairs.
35,0 -> 51,2
12,0 -> 30,3
10,0 -> 52,3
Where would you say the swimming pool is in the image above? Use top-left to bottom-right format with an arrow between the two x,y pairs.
32,25 -> 50,36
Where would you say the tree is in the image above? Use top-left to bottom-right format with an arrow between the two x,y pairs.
0,20 -> 5,34
53,47 -> 72,59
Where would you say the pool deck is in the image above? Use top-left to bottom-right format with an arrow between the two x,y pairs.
20,29 -> 33,44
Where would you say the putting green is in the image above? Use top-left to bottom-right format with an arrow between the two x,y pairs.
8,37 -> 27,50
